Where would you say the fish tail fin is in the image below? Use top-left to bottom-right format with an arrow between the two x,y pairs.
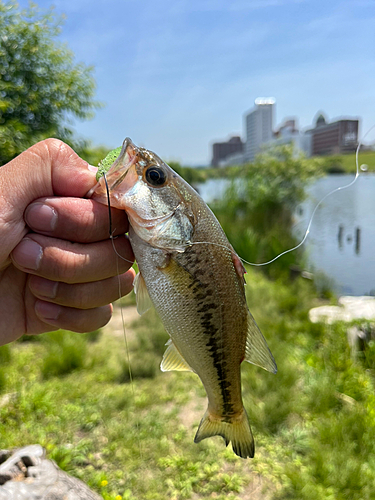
194,407 -> 254,459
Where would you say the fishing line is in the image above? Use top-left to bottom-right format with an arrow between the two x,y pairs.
102,171 -> 136,266
190,125 -> 375,267
104,123 -> 371,271
103,172 -> 113,236
103,173 -> 143,459
41,177 -> 121,500
108,238 -> 134,265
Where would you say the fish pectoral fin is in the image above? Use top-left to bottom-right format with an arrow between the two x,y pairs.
160,339 -> 194,372
133,272 -> 153,315
231,250 -> 246,284
244,313 -> 277,374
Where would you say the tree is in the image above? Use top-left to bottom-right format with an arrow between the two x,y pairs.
0,1 -> 101,164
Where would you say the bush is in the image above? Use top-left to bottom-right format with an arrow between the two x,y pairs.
83,329 -> 102,343
41,330 -> 87,378
212,145 -> 324,278
117,353 -> 158,383
0,344 -> 11,363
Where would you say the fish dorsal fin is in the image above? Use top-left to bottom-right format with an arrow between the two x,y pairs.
160,339 -> 194,372
245,313 -> 277,374
133,272 -> 153,315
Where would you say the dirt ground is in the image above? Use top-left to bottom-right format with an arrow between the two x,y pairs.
101,305 -> 140,341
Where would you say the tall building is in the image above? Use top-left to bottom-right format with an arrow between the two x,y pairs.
305,113 -> 359,156
272,118 -> 312,156
244,97 -> 275,162
211,136 -> 244,167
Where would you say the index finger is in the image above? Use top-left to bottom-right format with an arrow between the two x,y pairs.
25,197 -> 129,243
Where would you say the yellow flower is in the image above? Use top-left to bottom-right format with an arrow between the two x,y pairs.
115,496 -> 122,500
101,480 -> 108,487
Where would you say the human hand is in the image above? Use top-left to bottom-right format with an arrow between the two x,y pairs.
0,139 -> 135,345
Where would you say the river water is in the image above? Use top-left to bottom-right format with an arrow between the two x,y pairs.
197,174 -> 375,296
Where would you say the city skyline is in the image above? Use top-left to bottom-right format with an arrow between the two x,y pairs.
212,100 -> 361,166
15,0 -> 375,165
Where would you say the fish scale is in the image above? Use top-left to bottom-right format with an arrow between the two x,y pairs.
135,247 -> 243,421
90,137 -> 277,458
164,242 -> 244,419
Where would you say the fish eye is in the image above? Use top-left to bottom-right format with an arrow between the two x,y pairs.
145,166 -> 167,187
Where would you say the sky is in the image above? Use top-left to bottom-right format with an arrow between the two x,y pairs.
15,0 -> 375,165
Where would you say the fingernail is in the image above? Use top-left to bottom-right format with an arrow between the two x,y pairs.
88,164 -> 98,173
12,239 -> 43,270
25,203 -> 58,232
29,276 -> 58,299
35,301 -> 61,321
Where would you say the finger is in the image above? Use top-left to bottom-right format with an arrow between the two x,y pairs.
2,139 -> 96,223
11,234 -> 134,283
0,139 -> 97,265
34,300 -> 113,333
25,197 -> 129,243
28,269 -> 136,309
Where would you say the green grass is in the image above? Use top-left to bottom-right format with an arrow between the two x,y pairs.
319,150 -> 375,174
41,331 -> 88,378
0,344 -> 11,393
1,271 -> 374,499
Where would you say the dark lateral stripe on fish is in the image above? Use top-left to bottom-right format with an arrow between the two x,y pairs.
181,250 -> 200,267
177,255 -> 236,417
197,303 -> 218,313
198,306 -> 235,417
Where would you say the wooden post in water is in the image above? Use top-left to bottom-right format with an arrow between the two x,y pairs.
355,227 -> 361,255
338,224 -> 344,249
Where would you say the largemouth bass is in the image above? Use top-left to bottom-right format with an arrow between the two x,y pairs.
89,138 -> 277,459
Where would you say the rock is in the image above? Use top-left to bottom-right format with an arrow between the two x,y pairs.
309,296 -> 375,324
289,265 -> 313,281
347,323 -> 375,356
0,445 -> 103,500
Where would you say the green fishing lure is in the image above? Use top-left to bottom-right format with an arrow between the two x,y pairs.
96,146 -> 122,181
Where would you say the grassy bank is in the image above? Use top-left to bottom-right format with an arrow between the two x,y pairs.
319,150 -> 375,174
1,270 -> 374,499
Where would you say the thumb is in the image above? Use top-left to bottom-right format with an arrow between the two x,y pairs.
0,139 -> 97,265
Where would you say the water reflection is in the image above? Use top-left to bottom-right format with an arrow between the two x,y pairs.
295,174 -> 375,296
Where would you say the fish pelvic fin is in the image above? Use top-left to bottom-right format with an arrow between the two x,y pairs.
194,408 -> 254,459
160,339 -> 194,372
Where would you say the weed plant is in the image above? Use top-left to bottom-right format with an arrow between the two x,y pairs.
0,268 -> 374,499
41,331 -> 87,378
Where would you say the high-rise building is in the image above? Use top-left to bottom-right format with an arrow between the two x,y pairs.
211,136 -> 244,166
244,97 -> 275,162
305,113 -> 359,156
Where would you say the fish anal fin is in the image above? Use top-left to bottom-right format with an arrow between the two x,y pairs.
160,339 -> 193,372
133,272 -> 153,315
194,408 -> 254,459
245,312 -> 277,374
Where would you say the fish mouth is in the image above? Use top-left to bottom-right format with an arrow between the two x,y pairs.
86,138 -> 139,199
103,137 -> 139,192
